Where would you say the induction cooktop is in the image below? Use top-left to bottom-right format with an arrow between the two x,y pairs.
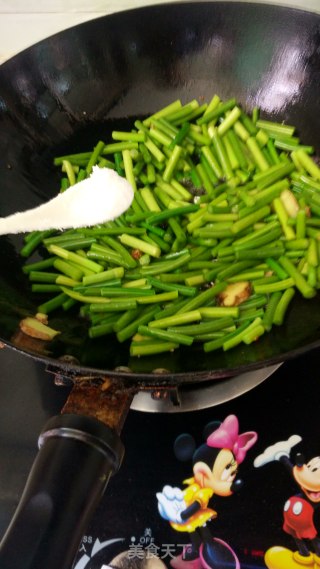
0,345 -> 319,569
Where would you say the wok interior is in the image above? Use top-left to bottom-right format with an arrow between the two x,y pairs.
0,1 -> 320,381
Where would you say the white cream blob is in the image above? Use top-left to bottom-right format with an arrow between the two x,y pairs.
0,166 -> 134,235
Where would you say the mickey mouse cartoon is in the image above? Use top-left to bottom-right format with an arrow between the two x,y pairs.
254,434 -> 320,568
156,414 -> 257,569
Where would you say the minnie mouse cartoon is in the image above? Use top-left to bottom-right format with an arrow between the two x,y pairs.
156,414 -> 257,569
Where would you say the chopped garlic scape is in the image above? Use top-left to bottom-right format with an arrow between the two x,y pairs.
0,167 -> 134,235
280,189 -> 299,218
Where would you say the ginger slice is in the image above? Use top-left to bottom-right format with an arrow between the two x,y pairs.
218,281 -> 251,307
19,316 -> 60,341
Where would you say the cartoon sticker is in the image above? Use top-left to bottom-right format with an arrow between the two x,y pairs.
254,434 -> 320,568
156,414 -> 257,569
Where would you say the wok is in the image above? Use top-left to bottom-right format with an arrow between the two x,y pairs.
0,1 -> 320,567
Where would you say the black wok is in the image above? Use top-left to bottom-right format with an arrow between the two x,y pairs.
1,2 -> 320,568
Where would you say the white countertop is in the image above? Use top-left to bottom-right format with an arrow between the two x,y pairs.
0,0 -> 320,63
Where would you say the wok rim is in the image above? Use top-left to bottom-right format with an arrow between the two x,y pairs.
2,336 -> 319,384
0,0 -> 319,68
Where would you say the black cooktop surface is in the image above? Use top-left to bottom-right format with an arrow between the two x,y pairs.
0,346 -> 319,569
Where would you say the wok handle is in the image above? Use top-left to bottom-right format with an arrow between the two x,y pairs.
0,414 -> 124,569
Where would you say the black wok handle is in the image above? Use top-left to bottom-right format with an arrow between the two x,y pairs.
0,414 -> 124,569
